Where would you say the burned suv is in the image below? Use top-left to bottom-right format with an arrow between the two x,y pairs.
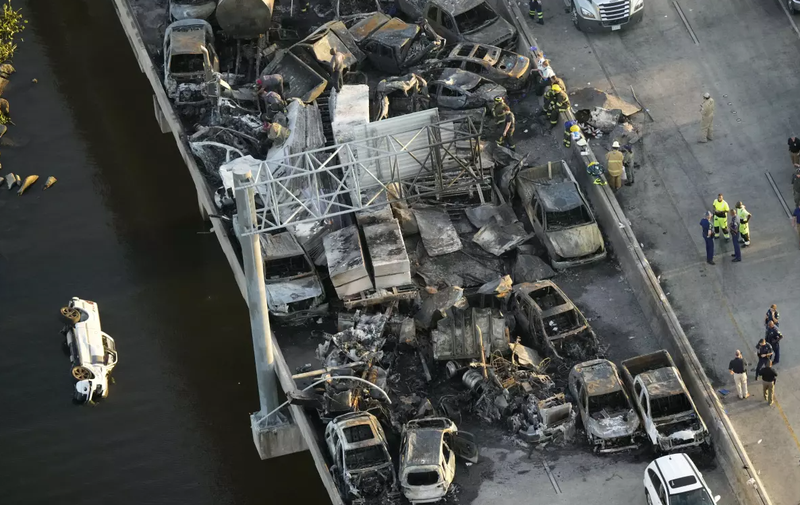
325,412 -> 397,502
163,19 -> 219,105
512,280 -> 598,360
568,359 -> 640,453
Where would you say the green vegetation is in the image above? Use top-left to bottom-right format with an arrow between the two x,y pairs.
0,0 -> 23,124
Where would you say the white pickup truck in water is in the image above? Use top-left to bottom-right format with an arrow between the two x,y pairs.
60,298 -> 118,403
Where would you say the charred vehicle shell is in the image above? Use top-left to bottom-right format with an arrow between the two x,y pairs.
426,43 -> 530,91
621,351 -> 710,453
349,13 -> 444,75
325,412 -> 398,502
428,68 -> 506,110
260,232 -> 327,322
399,417 -> 478,504
569,359 -> 640,453
398,0 -> 517,48
168,0 -> 217,21
163,19 -> 219,105
512,280 -> 599,360
516,161 -> 607,269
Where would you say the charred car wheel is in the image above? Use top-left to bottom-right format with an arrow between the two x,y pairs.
71,366 -> 94,381
571,1 -> 582,31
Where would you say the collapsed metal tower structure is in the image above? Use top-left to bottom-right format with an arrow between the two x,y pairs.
236,112 -> 491,236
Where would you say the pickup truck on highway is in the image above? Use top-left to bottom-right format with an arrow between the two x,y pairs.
621,350 -> 710,453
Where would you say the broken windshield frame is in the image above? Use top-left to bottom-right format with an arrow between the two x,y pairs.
170,53 -> 205,74
345,445 -> 388,470
588,391 -> 628,414
669,487 -> 716,505
545,206 -> 592,231
406,470 -> 440,486
651,393 -> 693,419
455,4 -> 498,34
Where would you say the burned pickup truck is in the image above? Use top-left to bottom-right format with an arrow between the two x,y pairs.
398,0 -> 517,48
516,161 -> 607,269
348,13 -> 444,75
511,280 -> 598,360
621,351 -> 710,453
568,359 -> 640,453
423,43 -> 531,91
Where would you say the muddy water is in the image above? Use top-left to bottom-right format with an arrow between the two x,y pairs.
0,1 -> 329,503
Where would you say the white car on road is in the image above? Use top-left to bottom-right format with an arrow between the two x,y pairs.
60,297 -> 118,403
644,453 -> 720,505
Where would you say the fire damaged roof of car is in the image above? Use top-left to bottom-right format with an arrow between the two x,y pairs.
405,428 -> 445,466
535,181 -> 583,212
573,360 -> 623,397
166,19 -> 213,54
639,368 -> 685,398
447,43 -> 501,64
368,17 -> 420,45
434,0 -> 487,16
434,68 -> 482,90
260,231 -> 305,260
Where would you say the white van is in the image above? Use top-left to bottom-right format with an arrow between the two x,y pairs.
60,298 -> 118,403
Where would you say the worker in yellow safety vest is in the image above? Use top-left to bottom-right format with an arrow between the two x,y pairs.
712,193 -> 730,239
736,201 -> 752,246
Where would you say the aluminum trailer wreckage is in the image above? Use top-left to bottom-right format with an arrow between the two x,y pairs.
113,1 -> 771,504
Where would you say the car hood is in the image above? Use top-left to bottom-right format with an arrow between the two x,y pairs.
473,83 -> 507,103
547,223 -> 604,259
463,18 -> 516,47
587,409 -> 640,439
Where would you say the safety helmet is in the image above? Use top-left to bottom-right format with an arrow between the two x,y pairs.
551,84 -> 562,92
494,96 -> 503,102
612,141 -> 620,148
703,92 -> 710,99
570,125 -> 580,132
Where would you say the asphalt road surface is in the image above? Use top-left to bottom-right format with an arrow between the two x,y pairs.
528,1 -> 800,503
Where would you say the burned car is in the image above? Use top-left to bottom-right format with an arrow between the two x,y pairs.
427,43 -> 530,91
568,359 -> 640,453
163,19 -> 219,105
399,418 -> 478,503
349,13 -> 444,75
398,0 -> 517,48
512,280 -> 599,360
427,68 -> 506,110
325,412 -> 397,502
516,161 -> 607,269
260,232 -> 327,322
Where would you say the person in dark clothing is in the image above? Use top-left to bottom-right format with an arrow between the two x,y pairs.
793,203 -> 800,249
793,173 -> 800,208
765,304 -> 780,328
755,338 -> 774,380
700,211 -> 714,265
730,211 -> 742,262
497,109 -> 516,150
789,136 -> 800,167
529,0 -> 544,24
728,350 -> 748,399
765,321 -> 783,365
257,74 -> 285,97
760,365 -> 777,405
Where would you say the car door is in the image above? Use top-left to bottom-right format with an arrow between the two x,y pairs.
636,381 -> 658,446
572,377 -> 590,432
448,431 -> 479,463
646,469 -> 667,505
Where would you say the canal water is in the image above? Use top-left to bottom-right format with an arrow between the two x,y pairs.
0,1 -> 329,503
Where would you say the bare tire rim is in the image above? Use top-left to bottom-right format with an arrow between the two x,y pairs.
72,366 -> 93,380
61,307 -> 80,322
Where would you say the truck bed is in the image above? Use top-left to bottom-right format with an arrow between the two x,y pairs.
620,350 -> 675,383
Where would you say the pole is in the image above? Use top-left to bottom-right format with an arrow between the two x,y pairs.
233,168 -> 279,417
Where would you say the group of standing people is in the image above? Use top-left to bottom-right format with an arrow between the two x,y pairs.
699,194 -> 751,264
728,305 -> 782,406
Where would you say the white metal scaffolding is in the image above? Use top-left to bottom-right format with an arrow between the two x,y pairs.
236,114 -> 490,236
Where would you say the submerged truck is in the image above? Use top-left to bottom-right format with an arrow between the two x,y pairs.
564,0 -> 644,32
397,0 -> 517,48
620,351 -> 710,453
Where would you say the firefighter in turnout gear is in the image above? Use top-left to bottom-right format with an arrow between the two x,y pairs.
544,84 -> 568,127
497,108 -> 516,150
712,193 -> 730,239
564,120 -> 579,147
529,0 -> 544,24
491,96 -> 509,128
736,201 -> 752,246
